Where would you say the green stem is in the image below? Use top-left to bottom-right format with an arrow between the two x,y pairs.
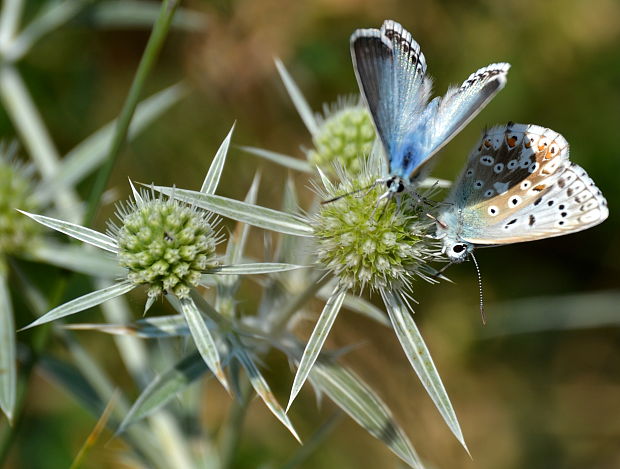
84,0 -> 181,226
219,377 -> 252,469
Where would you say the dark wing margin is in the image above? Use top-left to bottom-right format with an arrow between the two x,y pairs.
408,62 -> 510,180
351,20 -> 430,170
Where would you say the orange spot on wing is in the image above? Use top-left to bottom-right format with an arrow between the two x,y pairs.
507,136 -> 517,148
532,184 -> 546,192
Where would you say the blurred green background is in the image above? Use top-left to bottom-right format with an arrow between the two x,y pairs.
2,0 -> 619,468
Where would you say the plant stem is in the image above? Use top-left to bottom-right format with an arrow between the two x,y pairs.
84,0 -> 181,226
219,377 -> 252,469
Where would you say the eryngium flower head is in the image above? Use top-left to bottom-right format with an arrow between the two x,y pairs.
109,192 -> 220,299
312,167 -> 439,293
308,103 -> 375,176
0,144 -> 39,255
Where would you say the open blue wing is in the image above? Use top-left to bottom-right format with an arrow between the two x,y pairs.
351,20 -> 431,177
405,62 -> 511,182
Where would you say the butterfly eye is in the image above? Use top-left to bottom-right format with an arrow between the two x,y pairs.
528,162 -> 539,174
520,158 -> 531,169
474,180 -> 483,189
507,160 -> 518,170
466,168 -> 474,177
520,180 -> 531,190
484,189 -> 494,198
452,244 -> 467,254
493,163 -> 504,174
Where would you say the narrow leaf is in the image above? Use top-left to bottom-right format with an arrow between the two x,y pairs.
381,289 -> 468,453
120,352 -> 210,431
21,280 -> 135,330
287,286 -> 346,411
231,336 -> 301,442
310,358 -> 423,469
239,146 -> 312,173
317,285 -> 390,327
207,263 -> 307,275
0,270 -> 16,421
152,186 -> 314,237
28,243 -> 125,278
128,178 -> 144,203
180,297 -> 229,392
19,211 -> 118,253
201,123 -> 235,194
275,58 -> 319,136
64,315 -> 190,339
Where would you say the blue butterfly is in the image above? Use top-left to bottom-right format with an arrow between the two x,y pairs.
351,20 -> 510,200
435,123 -> 609,263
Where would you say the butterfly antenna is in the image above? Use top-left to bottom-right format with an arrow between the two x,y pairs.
321,181 -> 378,204
469,252 -> 487,325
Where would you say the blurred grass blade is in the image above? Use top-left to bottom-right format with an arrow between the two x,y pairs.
274,58 -> 318,136
483,290 -> 620,336
239,146 -> 312,173
180,297 -> 229,392
66,315 -> 190,338
27,243 -> 124,278
381,289 -> 468,453
231,336 -> 301,443
309,359 -> 423,469
120,352 -> 210,431
21,280 -> 135,330
153,186 -> 314,237
207,263 -> 307,275
0,65 -> 82,221
38,83 -> 187,202
279,413 -> 341,469
19,211 -> 118,253
80,1 -> 207,31
41,354 -> 164,464
0,270 -> 16,421
84,0 -> 182,225
8,0 -> 88,62
201,123 -> 235,194
69,391 -> 119,469
287,286 -> 346,412
317,285 -> 390,327
40,355 -> 106,418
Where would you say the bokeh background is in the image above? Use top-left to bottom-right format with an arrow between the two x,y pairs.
2,0 -> 619,468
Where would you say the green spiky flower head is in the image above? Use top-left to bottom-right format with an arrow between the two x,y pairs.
308,102 -> 375,176
0,144 -> 40,257
110,191 -> 220,300
312,164 -> 438,293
